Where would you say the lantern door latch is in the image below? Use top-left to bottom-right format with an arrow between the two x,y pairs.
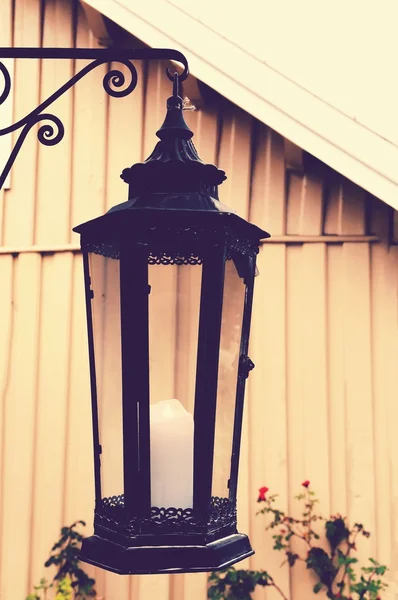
239,355 -> 255,379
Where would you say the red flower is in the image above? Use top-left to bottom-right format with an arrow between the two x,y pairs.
302,480 -> 310,488
257,486 -> 269,502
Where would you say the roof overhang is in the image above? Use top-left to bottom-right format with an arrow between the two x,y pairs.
82,0 -> 398,211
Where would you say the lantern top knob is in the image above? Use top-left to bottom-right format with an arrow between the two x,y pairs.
155,92 -> 194,141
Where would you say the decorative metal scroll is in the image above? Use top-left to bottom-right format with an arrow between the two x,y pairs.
95,494 -> 237,539
0,47 -> 189,190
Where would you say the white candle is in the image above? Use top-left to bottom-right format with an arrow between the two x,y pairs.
150,399 -> 194,509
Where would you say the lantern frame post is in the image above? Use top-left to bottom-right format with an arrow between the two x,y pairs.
82,250 -> 102,505
228,253 -> 257,503
193,244 -> 227,514
120,244 -> 151,515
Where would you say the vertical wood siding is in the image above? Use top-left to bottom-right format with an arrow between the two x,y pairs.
0,1 -> 397,599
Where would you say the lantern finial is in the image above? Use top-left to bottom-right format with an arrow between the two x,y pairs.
119,75 -> 227,202
155,72 -> 194,141
155,94 -> 194,140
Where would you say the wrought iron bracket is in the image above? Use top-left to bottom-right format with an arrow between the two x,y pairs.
0,47 -> 189,190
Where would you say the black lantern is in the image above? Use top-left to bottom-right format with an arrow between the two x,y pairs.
74,75 -> 269,575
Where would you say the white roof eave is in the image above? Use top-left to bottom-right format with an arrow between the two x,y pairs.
83,0 -> 398,210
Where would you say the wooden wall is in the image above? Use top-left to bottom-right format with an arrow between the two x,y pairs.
0,1 -> 397,599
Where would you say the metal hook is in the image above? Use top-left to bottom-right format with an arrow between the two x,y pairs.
166,61 -> 189,83
172,72 -> 180,97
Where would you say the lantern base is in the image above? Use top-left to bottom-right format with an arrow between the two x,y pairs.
79,533 -> 254,574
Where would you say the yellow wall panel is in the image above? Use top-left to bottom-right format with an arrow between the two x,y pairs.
286,244 -> 315,600
387,247 -> 398,592
324,176 -> 366,235
342,243 -> 376,566
250,126 -> 285,235
300,244 -> 330,510
0,0 -> 12,239
0,254 -> 41,598
300,174 -> 324,235
64,253 -> 93,524
0,254 -> 13,587
287,172 -> 323,236
218,102 -> 252,218
34,0 -> 74,246
143,60 -> 171,159
2,0 -> 41,247
105,59 -> 144,212
286,173 -> 303,235
184,103 -> 218,166
370,201 -> 393,565
70,5 -> 107,242
326,245 -> 348,516
249,244 -> 290,600
324,179 -> 343,235
340,179 -> 366,235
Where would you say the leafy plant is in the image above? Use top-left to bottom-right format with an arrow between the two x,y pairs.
26,521 -> 98,600
209,483 -> 388,600
209,568 -> 284,600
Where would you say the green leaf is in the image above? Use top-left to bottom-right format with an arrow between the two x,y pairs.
325,517 -> 350,552
375,565 -> 387,575
286,552 -> 299,567
257,573 -> 270,587
225,570 -> 238,584
207,584 -> 222,599
306,547 -> 337,588
346,567 -> 357,582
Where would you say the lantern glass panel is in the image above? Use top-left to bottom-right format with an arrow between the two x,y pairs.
212,257 -> 246,499
89,252 -> 123,499
148,263 -> 202,510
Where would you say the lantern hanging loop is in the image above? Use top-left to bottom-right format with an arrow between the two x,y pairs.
166,61 -> 189,83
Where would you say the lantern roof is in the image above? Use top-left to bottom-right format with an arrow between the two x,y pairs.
119,94 -> 227,202
73,85 -> 270,245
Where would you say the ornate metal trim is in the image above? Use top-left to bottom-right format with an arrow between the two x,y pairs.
0,47 -> 189,190
148,252 -> 203,266
81,227 -> 260,263
94,494 -> 237,539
